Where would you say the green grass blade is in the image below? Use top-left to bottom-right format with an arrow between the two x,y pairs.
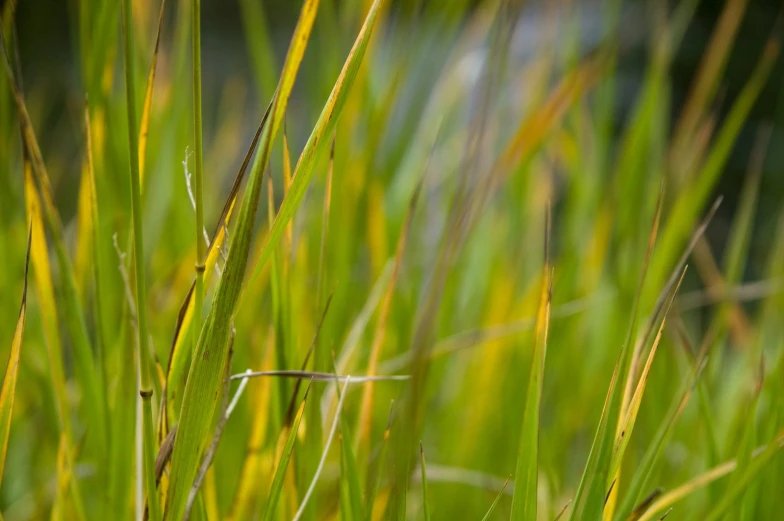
480,475 -> 511,521
262,383 -> 312,521
636,430 -> 784,521
0,23 -> 107,452
164,0 -> 320,516
338,387 -> 364,521
420,442 -> 431,521
614,357 -> 707,521
365,402 -> 394,521
120,0 -> 160,518
191,0 -> 206,368
245,0 -> 386,292
511,209 -> 553,521
569,183 -> 663,521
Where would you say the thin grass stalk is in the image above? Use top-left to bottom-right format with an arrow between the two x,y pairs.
192,0 -> 206,356
120,1 -> 161,519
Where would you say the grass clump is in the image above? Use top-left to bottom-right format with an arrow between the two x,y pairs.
1,0 -> 783,520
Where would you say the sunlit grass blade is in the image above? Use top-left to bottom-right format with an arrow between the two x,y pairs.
139,0 -> 168,184
25,145 -> 88,521
262,382 -> 312,521
227,330 -> 275,521
164,0 -> 321,517
568,181 -> 663,521
607,267 -> 688,487
493,51 -> 609,179
511,207 -> 552,521
245,0 -> 387,292
23,164 -> 71,445
614,357 -> 707,521
164,104 -> 271,416
74,164 -> 93,300
0,227 -> 30,484
0,22 -> 106,451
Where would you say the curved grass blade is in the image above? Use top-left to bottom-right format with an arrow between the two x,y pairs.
139,0 -> 168,185
0,21 -> 106,452
608,268 -> 688,488
336,374 -> 363,521
0,228 -> 30,484
245,0 -> 387,293
511,207 -> 552,521
614,358 -> 707,521
293,377 -> 352,521
164,1 -> 321,517
261,382 -> 312,521
163,103 -> 271,417
568,184 -> 664,521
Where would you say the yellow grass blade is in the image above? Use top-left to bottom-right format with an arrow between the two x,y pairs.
74,165 -> 93,300
139,0 -> 168,186
608,268 -> 688,487
246,0 -> 387,292
0,228 -> 30,484
163,1 -> 321,518
227,329 -> 275,521
0,22 -> 106,450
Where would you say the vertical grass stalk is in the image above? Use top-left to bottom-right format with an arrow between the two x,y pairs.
192,0 -> 205,353
120,1 -> 161,519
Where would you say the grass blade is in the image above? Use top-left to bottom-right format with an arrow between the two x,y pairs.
511,207 -> 553,521
420,442 -> 431,521
262,382 -> 312,521
164,0 -> 320,516
138,0 -> 168,184
245,0 -> 387,292
120,0 -> 160,518
0,228 -> 30,484
0,21 -> 106,452
568,182 -> 664,521
636,430 -> 784,521
293,376 -> 352,521
481,475 -> 511,521
613,356 -> 707,521
608,268 -> 688,487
